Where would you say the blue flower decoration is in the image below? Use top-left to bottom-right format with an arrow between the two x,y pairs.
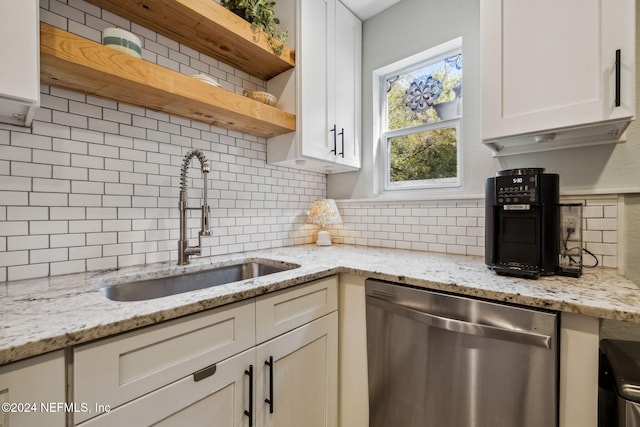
402,75 -> 443,112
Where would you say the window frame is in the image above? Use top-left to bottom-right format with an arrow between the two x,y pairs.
374,38 -> 463,192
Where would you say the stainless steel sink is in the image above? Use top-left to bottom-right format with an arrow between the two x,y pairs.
98,259 -> 300,302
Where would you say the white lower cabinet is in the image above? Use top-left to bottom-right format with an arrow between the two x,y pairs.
254,276 -> 339,427
0,351 -> 65,427
73,299 -> 256,425
73,276 -> 338,427
255,313 -> 338,427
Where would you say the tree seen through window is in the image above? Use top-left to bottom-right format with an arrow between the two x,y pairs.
384,52 -> 462,186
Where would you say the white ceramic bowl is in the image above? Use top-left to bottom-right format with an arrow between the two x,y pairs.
102,28 -> 142,59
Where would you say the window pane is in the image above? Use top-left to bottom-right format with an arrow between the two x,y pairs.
389,127 -> 457,183
386,54 -> 462,131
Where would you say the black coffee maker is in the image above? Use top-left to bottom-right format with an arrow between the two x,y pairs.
485,168 -> 559,279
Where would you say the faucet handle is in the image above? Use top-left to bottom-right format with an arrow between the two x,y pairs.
200,205 -> 210,236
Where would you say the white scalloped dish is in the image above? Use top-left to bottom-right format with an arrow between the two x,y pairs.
191,73 -> 221,87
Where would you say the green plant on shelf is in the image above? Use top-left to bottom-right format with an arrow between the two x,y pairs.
220,0 -> 289,55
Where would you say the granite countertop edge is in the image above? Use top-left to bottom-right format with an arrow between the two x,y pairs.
1,244 -> 638,365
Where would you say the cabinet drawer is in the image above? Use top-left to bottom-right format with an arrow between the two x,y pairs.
76,348 -> 255,427
73,300 -> 255,424
256,275 -> 338,343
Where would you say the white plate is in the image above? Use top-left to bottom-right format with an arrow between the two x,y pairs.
191,73 -> 221,87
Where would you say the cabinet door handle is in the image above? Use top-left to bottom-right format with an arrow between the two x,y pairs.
264,356 -> 274,414
615,49 -> 621,107
244,365 -> 254,427
338,128 -> 345,158
330,124 -> 337,155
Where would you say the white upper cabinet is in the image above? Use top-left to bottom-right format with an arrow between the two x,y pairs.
267,0 -> 362,173
481,0 -> 635,156
0,1 -> 39,127
333,1 -> 362,169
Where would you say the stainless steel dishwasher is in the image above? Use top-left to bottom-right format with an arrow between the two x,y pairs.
365,279 -> 559,427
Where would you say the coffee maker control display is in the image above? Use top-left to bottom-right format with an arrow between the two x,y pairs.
495,174 -> 539,205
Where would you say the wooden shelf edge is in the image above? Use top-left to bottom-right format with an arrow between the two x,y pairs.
39,23 -> 295,139
84,0 -> 295,80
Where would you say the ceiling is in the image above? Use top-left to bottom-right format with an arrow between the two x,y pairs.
341,0 -> 403,20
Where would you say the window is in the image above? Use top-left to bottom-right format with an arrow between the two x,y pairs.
376,38 -> 462,191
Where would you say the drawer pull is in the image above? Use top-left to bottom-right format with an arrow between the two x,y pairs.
193,363 -> 217,382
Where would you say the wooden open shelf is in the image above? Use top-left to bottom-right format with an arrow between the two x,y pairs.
40,23 -> 296,138
84,0 -> 295,80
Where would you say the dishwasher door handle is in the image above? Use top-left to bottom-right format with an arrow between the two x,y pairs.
366,295 -> 552,349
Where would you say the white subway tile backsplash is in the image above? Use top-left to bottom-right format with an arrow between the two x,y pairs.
7,207 -> 48,221
69,193 -> 101,207
12,133 -> 52,151
50,0 -> 85,24
120,125 -> 147,139
103,243 -> 131,257
101,9 -> 130,28
33,150 -> 69,168
71,155 -> 105,170
32,122 -> 72,139
333,196 -> 621,269
31,248 -> 68,264
7,234 -> 49,251
70,101 -> 103,119
1,192 -> 28,206
603,230 -> 618,243
50,259 -> 86,276
102,195 -> 132,207
8,263 -> 49,281
53,166 -> 88,180
72,180 -> 104,194
56,136 -> 90,153
604,205 -> 618,218
86,256 -> 117,271
88,117 -> 119,134
1,146 -> 32,163
69,220 -> 101,233
29,192 -> 68,207
587,218 -> 618,231
32,178 -> 71,194
53,110 -> 88,128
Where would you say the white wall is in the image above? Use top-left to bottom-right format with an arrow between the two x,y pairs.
328,0 -> 640,199
329,0 -> 494,200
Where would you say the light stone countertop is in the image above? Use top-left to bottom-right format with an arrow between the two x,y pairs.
1,245 -> 639,365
